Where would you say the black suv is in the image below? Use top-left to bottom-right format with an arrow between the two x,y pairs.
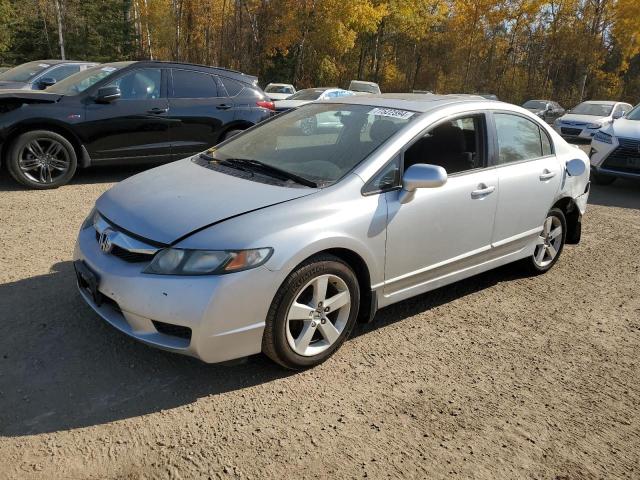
0,61 -> 275,188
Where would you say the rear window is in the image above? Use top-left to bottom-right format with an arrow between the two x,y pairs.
220,77 -> 244,96
172,69 -> 218,98
0,62 -> 50,82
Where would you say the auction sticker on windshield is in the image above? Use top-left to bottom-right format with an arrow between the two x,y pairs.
368,107 -> 415,119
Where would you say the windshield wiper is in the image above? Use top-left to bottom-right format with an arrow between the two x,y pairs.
218,158 -> 318,188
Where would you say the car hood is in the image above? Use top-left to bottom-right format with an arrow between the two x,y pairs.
0,89 -> 63,103
610,118 -> 640,139
274,99 -> 313,109
558,113 -> 608,124
96,157 -> 317,245
0,81 -> 30,90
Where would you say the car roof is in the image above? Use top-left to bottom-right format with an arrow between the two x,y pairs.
129,60 -> 258,85
580,100 -> 618,105
267,83 -> 293,87
326,93 -> 493,112
350,80 -> 378,86
24,59 -> 96,66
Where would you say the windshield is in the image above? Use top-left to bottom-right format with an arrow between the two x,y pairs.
523,100 -> 547,109
47,65 -> 122,95
266,85 -> 294,94
571,102 -> 614,116
0,61 -> 51,82
288,89 -> 325,101
206,103 -> 416,185
626,104 -> 640,120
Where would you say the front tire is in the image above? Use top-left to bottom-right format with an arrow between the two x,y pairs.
262,254 -> 360,370
524,208 -> 567,274
7,130 -> 77,189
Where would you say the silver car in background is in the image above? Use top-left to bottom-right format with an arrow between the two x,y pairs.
74,94 -> 590,369
554,100 -> 632,140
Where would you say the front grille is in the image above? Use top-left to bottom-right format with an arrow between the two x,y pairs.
561,127 -> 582,135
602,137 -> 640,174
152,321 -> 192,341
95,231 -> 154,263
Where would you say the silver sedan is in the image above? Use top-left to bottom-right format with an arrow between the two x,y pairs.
74,94 -> 590,369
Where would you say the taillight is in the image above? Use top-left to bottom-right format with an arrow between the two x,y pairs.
256,100 -> 275,111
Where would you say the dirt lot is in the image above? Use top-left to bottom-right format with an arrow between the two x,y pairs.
0,160 -> 639,479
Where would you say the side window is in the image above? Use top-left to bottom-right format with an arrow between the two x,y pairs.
363,156 -> 401,194
46,64 -> 81,81
494,113 -> 545,165
220,77 -> 243,96
107,68 -> 161,100
172,69 -> 218,98
403,114 -> 485,175
540,128 -> 553,156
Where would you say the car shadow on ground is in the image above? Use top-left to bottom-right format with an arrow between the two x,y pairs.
0,164 -> 153,191
588,179 -> 640,210
0,259 -> 527,437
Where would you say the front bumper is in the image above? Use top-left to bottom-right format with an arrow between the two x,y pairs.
555,124 -> 600,140
74,226 -> 282,363
590,137 -> 640,179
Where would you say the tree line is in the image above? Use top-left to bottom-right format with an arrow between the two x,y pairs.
0,0 -> 638,107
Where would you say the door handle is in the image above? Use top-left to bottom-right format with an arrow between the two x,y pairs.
471,184 -> 495,198
216,104 -> 232,110
147,107 -> 168,114
539,170 -> 556,181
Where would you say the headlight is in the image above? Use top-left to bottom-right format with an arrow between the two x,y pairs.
554,118 -> 562,126
81,208 -> 98,230
593,131 -> 613,144
537,111 -> 545,117
144,248 -> 273,275
587,122 -> 602,129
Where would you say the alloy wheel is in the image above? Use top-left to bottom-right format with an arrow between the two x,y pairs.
285,274 -> 351,357
18,138 -> 71,185
533,215 -> 563,268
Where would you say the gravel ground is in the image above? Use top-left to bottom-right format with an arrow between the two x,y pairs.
0,159 -> 639,479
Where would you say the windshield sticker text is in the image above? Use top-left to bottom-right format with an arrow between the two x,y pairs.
368,108 -> 414,119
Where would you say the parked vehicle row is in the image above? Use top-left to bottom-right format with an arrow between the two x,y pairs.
0,61 -> 275,188
74,94 -> 590,368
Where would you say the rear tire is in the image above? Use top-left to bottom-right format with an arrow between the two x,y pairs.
523,208 -> 566,274
7,130 -> 77,189
262,254 -> 360,370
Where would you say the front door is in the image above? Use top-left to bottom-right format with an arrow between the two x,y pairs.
490,112 -> 562,249
384,113 -> 498,298
82,67 -> 171,163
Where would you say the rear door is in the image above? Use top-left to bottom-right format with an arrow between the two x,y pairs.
82,67 -> 171,163
167,68 -> 235,159
490,112 -> 562,250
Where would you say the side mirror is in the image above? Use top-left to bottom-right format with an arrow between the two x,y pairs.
95,86 -> 121,103
37,77 -> 56,89
612,110 -> 625,119
566,158 -> 586,177
399,163 -> 447,204
546,104 -> 552,112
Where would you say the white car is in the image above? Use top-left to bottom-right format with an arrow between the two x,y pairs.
264,83 -> 296,101
554,100 -> 632,141
589,103 -> 640,184
274,88 -> 354,113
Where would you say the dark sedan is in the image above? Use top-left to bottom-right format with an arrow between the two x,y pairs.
0,61 -> 274,188
522,99 -> 565,124
0,60 -> 97,91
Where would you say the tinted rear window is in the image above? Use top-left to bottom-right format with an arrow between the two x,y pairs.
220,77 -> 244,96
172,69 -> 218,98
